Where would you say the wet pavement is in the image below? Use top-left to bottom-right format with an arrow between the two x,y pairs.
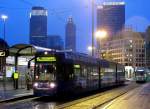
1,101 -> 57,109
97,83 -> 150,109
0,81 -> 33,101
0,89 -> 33,100
0,82 -> 141,109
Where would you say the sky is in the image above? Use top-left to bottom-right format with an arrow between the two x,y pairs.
0,0 -> 150,53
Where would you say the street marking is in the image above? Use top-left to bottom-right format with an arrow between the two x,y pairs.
102,99 -> 116,109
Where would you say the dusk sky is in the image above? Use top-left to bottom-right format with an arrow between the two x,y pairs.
0,0 -> 150,53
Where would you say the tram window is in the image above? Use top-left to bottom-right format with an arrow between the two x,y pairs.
101,67 -> 115,81
100,68 -> 105,76
92,68 -> 98,76
36,64 -> 56,81
87,67 -> 92,80
82,68 -> 87,77
90,67 -> 99,80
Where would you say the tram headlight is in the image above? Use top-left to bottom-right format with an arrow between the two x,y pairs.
49,82 -> 56,88
33,82 -> 38,88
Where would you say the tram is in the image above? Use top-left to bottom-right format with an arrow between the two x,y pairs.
32,51 -> 125,96
135,68 -> 147,83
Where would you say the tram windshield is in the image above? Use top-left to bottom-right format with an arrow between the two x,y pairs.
136,70 -> 145,76
136,70 -> 147,79
35,63 -> 56,81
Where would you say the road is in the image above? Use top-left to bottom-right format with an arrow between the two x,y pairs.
0,82 -> 144,109
97,83 -> 150,109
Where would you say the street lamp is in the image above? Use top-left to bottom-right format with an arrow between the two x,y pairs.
95,30 -> 107,39
88,46 -> 92,55
95,30 -> 107,58
1,15 -> 8,41
87,46 -> 95,56
88,46 -> 93,52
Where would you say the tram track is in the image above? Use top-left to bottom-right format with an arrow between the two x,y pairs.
92,90 -> 130,109
56,83 -> 140,109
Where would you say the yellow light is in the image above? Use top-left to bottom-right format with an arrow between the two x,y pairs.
95,30 -> 107,39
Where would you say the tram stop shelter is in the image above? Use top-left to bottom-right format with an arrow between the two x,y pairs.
9,44 -> 53,72
1,43 -> 53,90
9,44 -> 36,72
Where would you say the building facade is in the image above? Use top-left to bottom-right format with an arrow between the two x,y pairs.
97,2 -> 125,36
145,26 -> 150,69
47,35 -> 64,50
99,30 -> 145,80
65,17 -> 76,52
29,6 -> 48,47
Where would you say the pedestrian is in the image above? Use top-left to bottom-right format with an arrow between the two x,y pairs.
25,72 -> 31,90
12,70 -> 19,89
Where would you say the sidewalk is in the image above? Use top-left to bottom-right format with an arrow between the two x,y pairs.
0,81 -> 33,101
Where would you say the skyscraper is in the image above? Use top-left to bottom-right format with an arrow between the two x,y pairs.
65,17 -> 76,52
97,2 -> 125,36
29,6 -> 48,47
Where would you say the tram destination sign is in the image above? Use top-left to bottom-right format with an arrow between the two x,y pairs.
37,57 -> 56,62
74,64 -> 80,68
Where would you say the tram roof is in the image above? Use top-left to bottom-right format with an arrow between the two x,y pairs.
55,51 -> 112,67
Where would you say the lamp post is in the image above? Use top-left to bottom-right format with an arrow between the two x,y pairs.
95,30 -> 107,58
92,0 -> 95,56
1,14 -> 8,92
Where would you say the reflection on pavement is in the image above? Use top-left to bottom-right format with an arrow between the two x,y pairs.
34,103 -> 56,109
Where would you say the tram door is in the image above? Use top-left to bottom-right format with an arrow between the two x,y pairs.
74,64 -> 81,86
73,64 -> 83,91
73,64 -> 87,92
